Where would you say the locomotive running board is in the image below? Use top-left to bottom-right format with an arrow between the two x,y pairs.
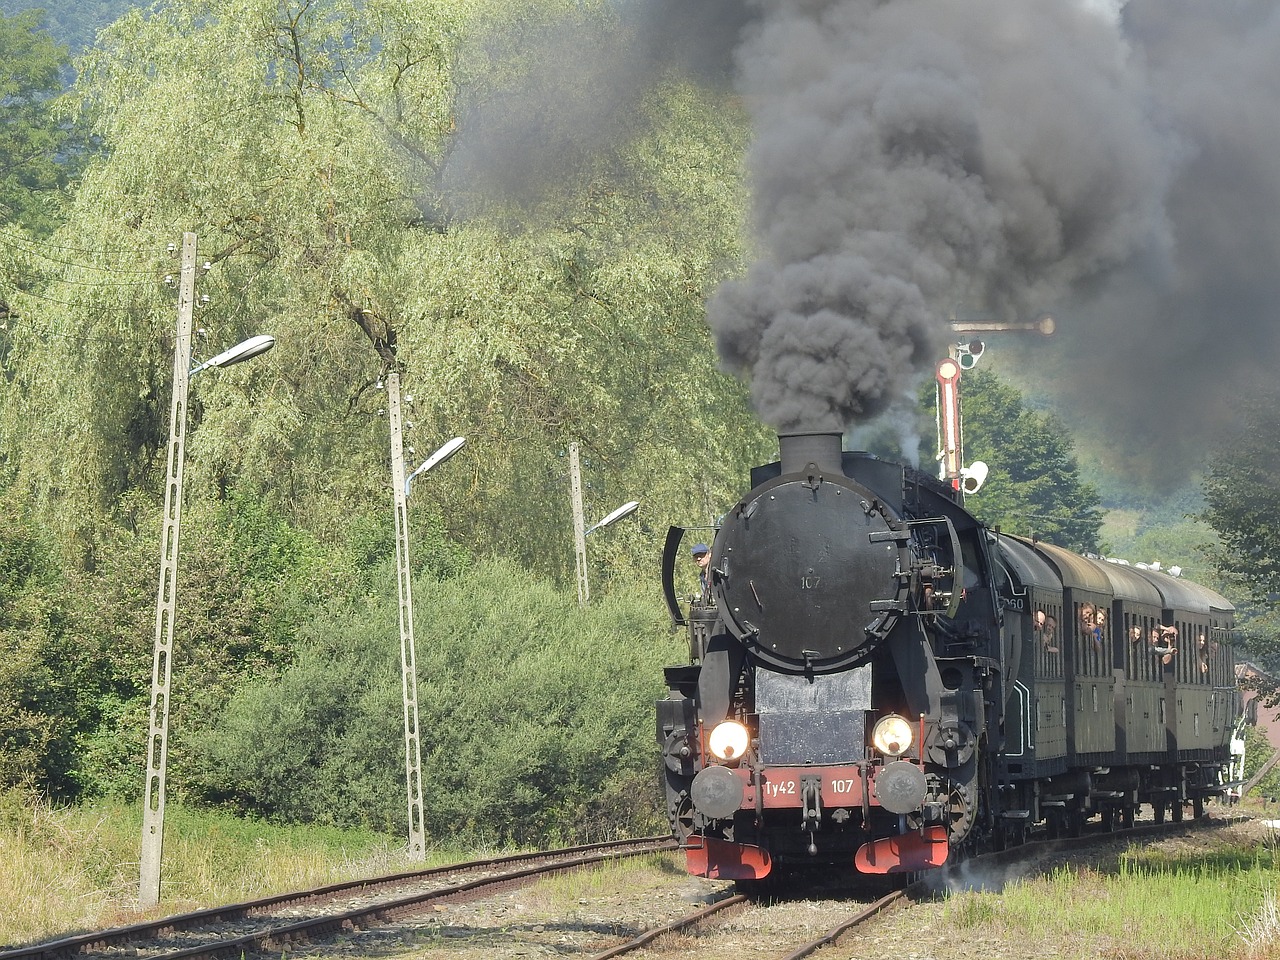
685,837 -> 772,880
854,826 -> 949,874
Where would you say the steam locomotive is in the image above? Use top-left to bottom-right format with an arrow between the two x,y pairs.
657,432 -> 1239,879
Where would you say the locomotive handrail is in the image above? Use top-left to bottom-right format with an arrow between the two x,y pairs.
661,525 -> 687,627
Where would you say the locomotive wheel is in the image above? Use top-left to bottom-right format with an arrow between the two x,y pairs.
1153,800 -> 1166,824
1193,797 -> 1205,819
1122,804 -> 1135,829
945,783 -> 974,840
1172,799 -> 1184,823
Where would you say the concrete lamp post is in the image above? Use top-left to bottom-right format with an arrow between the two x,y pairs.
386,394 -> 468,860
568,441 -> 640,609
139,236 -> 275,911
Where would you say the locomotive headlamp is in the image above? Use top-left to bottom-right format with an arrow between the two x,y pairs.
872,714 -> 914,758
708,720 -> 751,762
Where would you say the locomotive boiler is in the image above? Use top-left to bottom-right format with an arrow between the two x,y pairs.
657,432 -> 1239,880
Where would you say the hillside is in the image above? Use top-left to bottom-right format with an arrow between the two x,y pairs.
0,0 -> 142,53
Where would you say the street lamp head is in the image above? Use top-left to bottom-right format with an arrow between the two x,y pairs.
190,334 -> 275,376
405,436 -> 466,496
586,499 -> 640,535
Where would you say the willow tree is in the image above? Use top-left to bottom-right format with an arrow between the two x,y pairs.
0,0 -> 765,588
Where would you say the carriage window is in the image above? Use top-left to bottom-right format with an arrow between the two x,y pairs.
1178,622 -> 1194,683
1075,601 -> 1107,676
1150,624 -> 1177,671
1034,606 -> 1062,679
1126,615 -> 1145,680
1210,631 -> 1226,684
1077,602 -> 1095,675
1139,618 -> 1155,681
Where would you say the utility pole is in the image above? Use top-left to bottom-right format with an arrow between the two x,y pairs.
569,442 -> 589,607
387,369 -> 427,860
139,233 -> 196,909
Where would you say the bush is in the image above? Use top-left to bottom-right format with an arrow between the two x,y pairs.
0,500 -> 78,794
187,558 -> 683,847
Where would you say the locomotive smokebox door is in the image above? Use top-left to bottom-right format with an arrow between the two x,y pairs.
717,470 -> 910,673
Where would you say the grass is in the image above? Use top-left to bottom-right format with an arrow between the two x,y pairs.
940,818 -> 1280,959
0,794 -> 478,948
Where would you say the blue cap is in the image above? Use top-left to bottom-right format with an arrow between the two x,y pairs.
691,543 -> 709,556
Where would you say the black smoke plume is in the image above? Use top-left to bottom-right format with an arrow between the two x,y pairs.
439,0 -> 751,217
710,0 -> 1175,432
442,0 -> 1280,475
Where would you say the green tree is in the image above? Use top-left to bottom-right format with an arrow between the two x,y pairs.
0,0 -> 769,804
0,0 -> 763,580
0,9 -> 78,233
1201,390 -> 1280,670
957,368 -> 1104,553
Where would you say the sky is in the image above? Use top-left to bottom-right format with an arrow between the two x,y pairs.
442,0 -> 1280,481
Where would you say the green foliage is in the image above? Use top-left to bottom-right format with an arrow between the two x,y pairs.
0,0 -> 765,592
1201,389 -> 1280,666
54,487 -> 392,801
1105,515 -> 1222,590
0,495 -> 76,791
0,0 -> 763,798
0,8 -> 80,233
0,795 -> 402,944
957,368 -> 1105,553
1243,724 -> 1280,801
188,558 -> 682,843
943,839 -> 1280,956
0,0 -> 143,54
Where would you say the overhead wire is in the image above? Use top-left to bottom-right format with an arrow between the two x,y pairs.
0,226 -> 154,259
0,229 -> 163,287
0,232 -> 189,352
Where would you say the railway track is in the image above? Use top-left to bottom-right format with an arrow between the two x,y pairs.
7,816 -> 1229,960
1,837 -> 676,960
579,814 -> 1230,960
586,887 -> 906,960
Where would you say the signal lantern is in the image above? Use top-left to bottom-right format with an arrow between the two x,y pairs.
956,340 -> 985,369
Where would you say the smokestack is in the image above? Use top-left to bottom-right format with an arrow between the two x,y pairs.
778,431 -> 843,475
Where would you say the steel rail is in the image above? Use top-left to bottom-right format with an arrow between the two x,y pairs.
2,837 -> 676,960
775,889 -> 907,960
588,893 -> 750,960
